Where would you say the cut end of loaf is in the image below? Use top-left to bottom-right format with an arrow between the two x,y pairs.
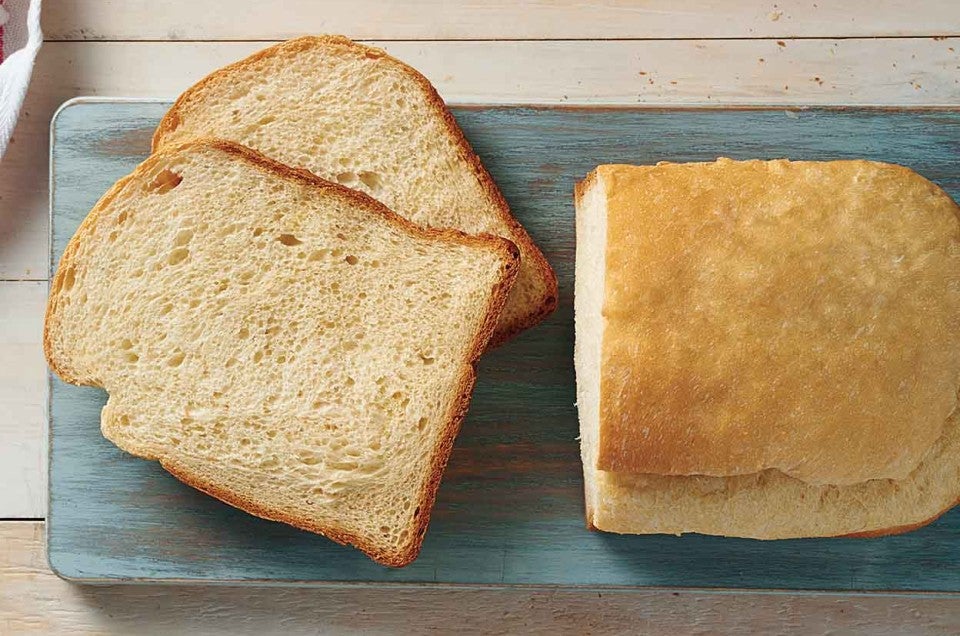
573,170 -> 608,524
45,139 -> 520,566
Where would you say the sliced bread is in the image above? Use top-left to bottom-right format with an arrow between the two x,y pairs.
152,35 -> 557,345
44,139 -> 519,566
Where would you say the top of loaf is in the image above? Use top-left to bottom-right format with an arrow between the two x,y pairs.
583,159 -> 960,485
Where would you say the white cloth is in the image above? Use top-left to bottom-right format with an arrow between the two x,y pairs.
0,0 -> 42,159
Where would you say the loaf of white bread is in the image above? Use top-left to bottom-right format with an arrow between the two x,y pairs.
152,35 -> 557,345
574,159 -> 960,538
45,140 -> 519,566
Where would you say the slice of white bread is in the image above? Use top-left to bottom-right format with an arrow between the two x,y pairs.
575,160 -> 960,538
44,139 -> 519,566
152,35 -> 557,345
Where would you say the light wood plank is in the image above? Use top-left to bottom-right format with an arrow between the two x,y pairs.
0,283 -> 47,518
28,38 -> 957,108
42,0 -> 960,41
3,38 -> 958,279
1,522 -> 958,634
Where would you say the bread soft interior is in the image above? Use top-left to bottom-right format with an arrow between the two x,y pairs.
45,140 -> 518,565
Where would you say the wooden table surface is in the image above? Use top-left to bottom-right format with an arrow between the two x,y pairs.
4,2 -> 960,633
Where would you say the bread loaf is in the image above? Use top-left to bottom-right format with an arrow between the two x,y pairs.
575,159 -> 960,538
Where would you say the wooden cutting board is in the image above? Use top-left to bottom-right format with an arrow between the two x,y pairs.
49,98 -> 960,591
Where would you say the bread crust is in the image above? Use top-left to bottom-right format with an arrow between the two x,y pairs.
573,167 -> 598,209
585,160 -> 960,485
152,35 -> 557,346
45,138 -> 521,567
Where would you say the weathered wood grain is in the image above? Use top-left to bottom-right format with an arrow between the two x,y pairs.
48,100 -> 960,591
0,282 -> 47,518
41,0 -> 960,41
5,522 -> 960,635
4,38 -> 959,280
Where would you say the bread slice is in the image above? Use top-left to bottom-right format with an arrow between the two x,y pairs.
44,139 -> 519,566
152,35 -> 557,346
575,160 -> 960,538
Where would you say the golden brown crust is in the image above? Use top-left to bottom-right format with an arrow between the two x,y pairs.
573,168 -> 598,209
159,459 -> 396,563
45,138 -> 521,567
152,35 -> 557,346
591,159 -> 960,485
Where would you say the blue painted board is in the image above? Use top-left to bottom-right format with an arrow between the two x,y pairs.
49,99 -> 960,590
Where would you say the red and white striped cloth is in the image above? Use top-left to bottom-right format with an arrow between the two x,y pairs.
0,0 -> 42,158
